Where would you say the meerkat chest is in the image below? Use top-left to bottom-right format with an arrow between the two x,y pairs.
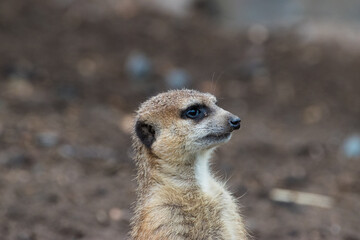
194,155 -> 242,240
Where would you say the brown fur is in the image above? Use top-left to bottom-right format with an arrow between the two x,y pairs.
130,89 -> 247,240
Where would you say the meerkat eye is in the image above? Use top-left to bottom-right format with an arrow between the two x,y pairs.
182,105 -> 208,120
187,108 -> 201,118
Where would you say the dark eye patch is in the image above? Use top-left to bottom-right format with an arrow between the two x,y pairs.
181,104 -> 210,121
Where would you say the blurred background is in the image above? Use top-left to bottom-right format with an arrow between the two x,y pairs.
0,0 -> 360,239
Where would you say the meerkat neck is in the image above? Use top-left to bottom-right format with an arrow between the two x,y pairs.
137,149 -> 216,192
194,150 -> 214,194
157,149 -> 216,193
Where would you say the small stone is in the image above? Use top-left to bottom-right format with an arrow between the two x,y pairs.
165,69 -> 191,89
5,77 -> 34,100
58,145 -> 75,158
37,131 -> 59,148
0,150 -> 32,169
248,24 -> 269,45
109,208 -> 123,221
77,58 -> 97,78
96,210 -> 108,224
125,52 -> 151,80
343,135 -> 360,158
109,208 -> 131,222
303,105 -> 323,124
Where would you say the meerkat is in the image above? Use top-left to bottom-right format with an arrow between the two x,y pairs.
130,89 -> 247,240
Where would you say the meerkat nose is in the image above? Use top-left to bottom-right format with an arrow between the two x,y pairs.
229,116 -> 241,130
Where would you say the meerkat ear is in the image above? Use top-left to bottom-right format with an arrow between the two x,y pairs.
135,121 -> 156,148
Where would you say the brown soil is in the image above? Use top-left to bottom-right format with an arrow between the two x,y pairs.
0,0 -> 359,239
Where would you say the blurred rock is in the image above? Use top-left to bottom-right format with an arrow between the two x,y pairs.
109,208 -> 123,221
96,209 -> 109,225
270,188 -> 334,208
165,69 -> 191,89
77,58 -> 97,78
58,145 -> 75,158
37,131 -> 59,148
125,52 -> 152,81
248,24 -> 269,45
5,77 -> 34,100
0,149 -> 33,169
109,208 -> 131,221
343,135 -> 360,158
303,104 -> 323,124
139,0 -> 194,17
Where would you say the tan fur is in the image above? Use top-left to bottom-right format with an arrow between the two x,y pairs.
130,89 -> 247,240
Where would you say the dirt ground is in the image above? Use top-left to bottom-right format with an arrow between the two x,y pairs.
0,0 -> 359,239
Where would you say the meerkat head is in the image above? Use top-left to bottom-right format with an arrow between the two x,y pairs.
133,89 -> 241,160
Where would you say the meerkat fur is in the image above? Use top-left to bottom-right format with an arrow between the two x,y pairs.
130,89 -> 247,240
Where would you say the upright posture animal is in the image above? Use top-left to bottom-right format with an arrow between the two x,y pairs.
131,89 -> 247,240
